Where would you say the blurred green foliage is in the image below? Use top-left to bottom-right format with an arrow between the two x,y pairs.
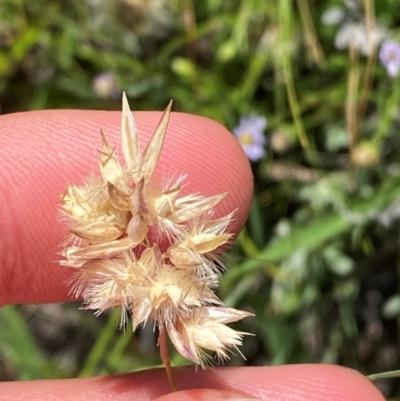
3,0 -> 400,398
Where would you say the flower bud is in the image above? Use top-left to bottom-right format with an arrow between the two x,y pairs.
352,142 -> 380,167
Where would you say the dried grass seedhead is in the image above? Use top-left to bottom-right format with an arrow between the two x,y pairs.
59,93 -> 252,390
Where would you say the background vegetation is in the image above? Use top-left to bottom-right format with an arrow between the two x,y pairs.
2,0 -> 400,398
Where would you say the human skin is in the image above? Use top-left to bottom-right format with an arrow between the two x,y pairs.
0,109 -> 385,401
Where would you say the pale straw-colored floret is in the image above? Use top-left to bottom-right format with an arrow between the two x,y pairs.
167,306 -> 253,367
61,181 -> 128,244
167,213 -> 234,277
59,93 -> 252,381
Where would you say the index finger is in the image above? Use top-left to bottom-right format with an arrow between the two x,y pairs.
0,109 -> 252,306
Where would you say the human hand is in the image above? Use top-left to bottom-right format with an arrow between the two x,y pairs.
0,109 -> 384,401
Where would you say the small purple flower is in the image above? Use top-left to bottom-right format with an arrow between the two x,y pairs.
233,115 -> 267,161
93,72 -> 121,99
379,40 -> 400,78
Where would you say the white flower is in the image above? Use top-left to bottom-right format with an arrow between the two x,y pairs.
322,4 -> 386,56
335,21 -> 386,56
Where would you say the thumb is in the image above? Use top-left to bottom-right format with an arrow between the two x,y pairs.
153,389 -> 261,401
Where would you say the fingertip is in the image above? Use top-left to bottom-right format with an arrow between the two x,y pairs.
0,108 -> 252,305
228,364 -> 385,401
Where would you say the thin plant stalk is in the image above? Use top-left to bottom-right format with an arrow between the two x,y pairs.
368,369 -> 400,381
372,79 -> 400,146
78,310 -> 120,378
346,44 -> 360,161
158,325 -> 177,391
278,0 -> 309,150
182,0 -> 197,63
295,0 -> 325,67
357,0 -> 377,122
